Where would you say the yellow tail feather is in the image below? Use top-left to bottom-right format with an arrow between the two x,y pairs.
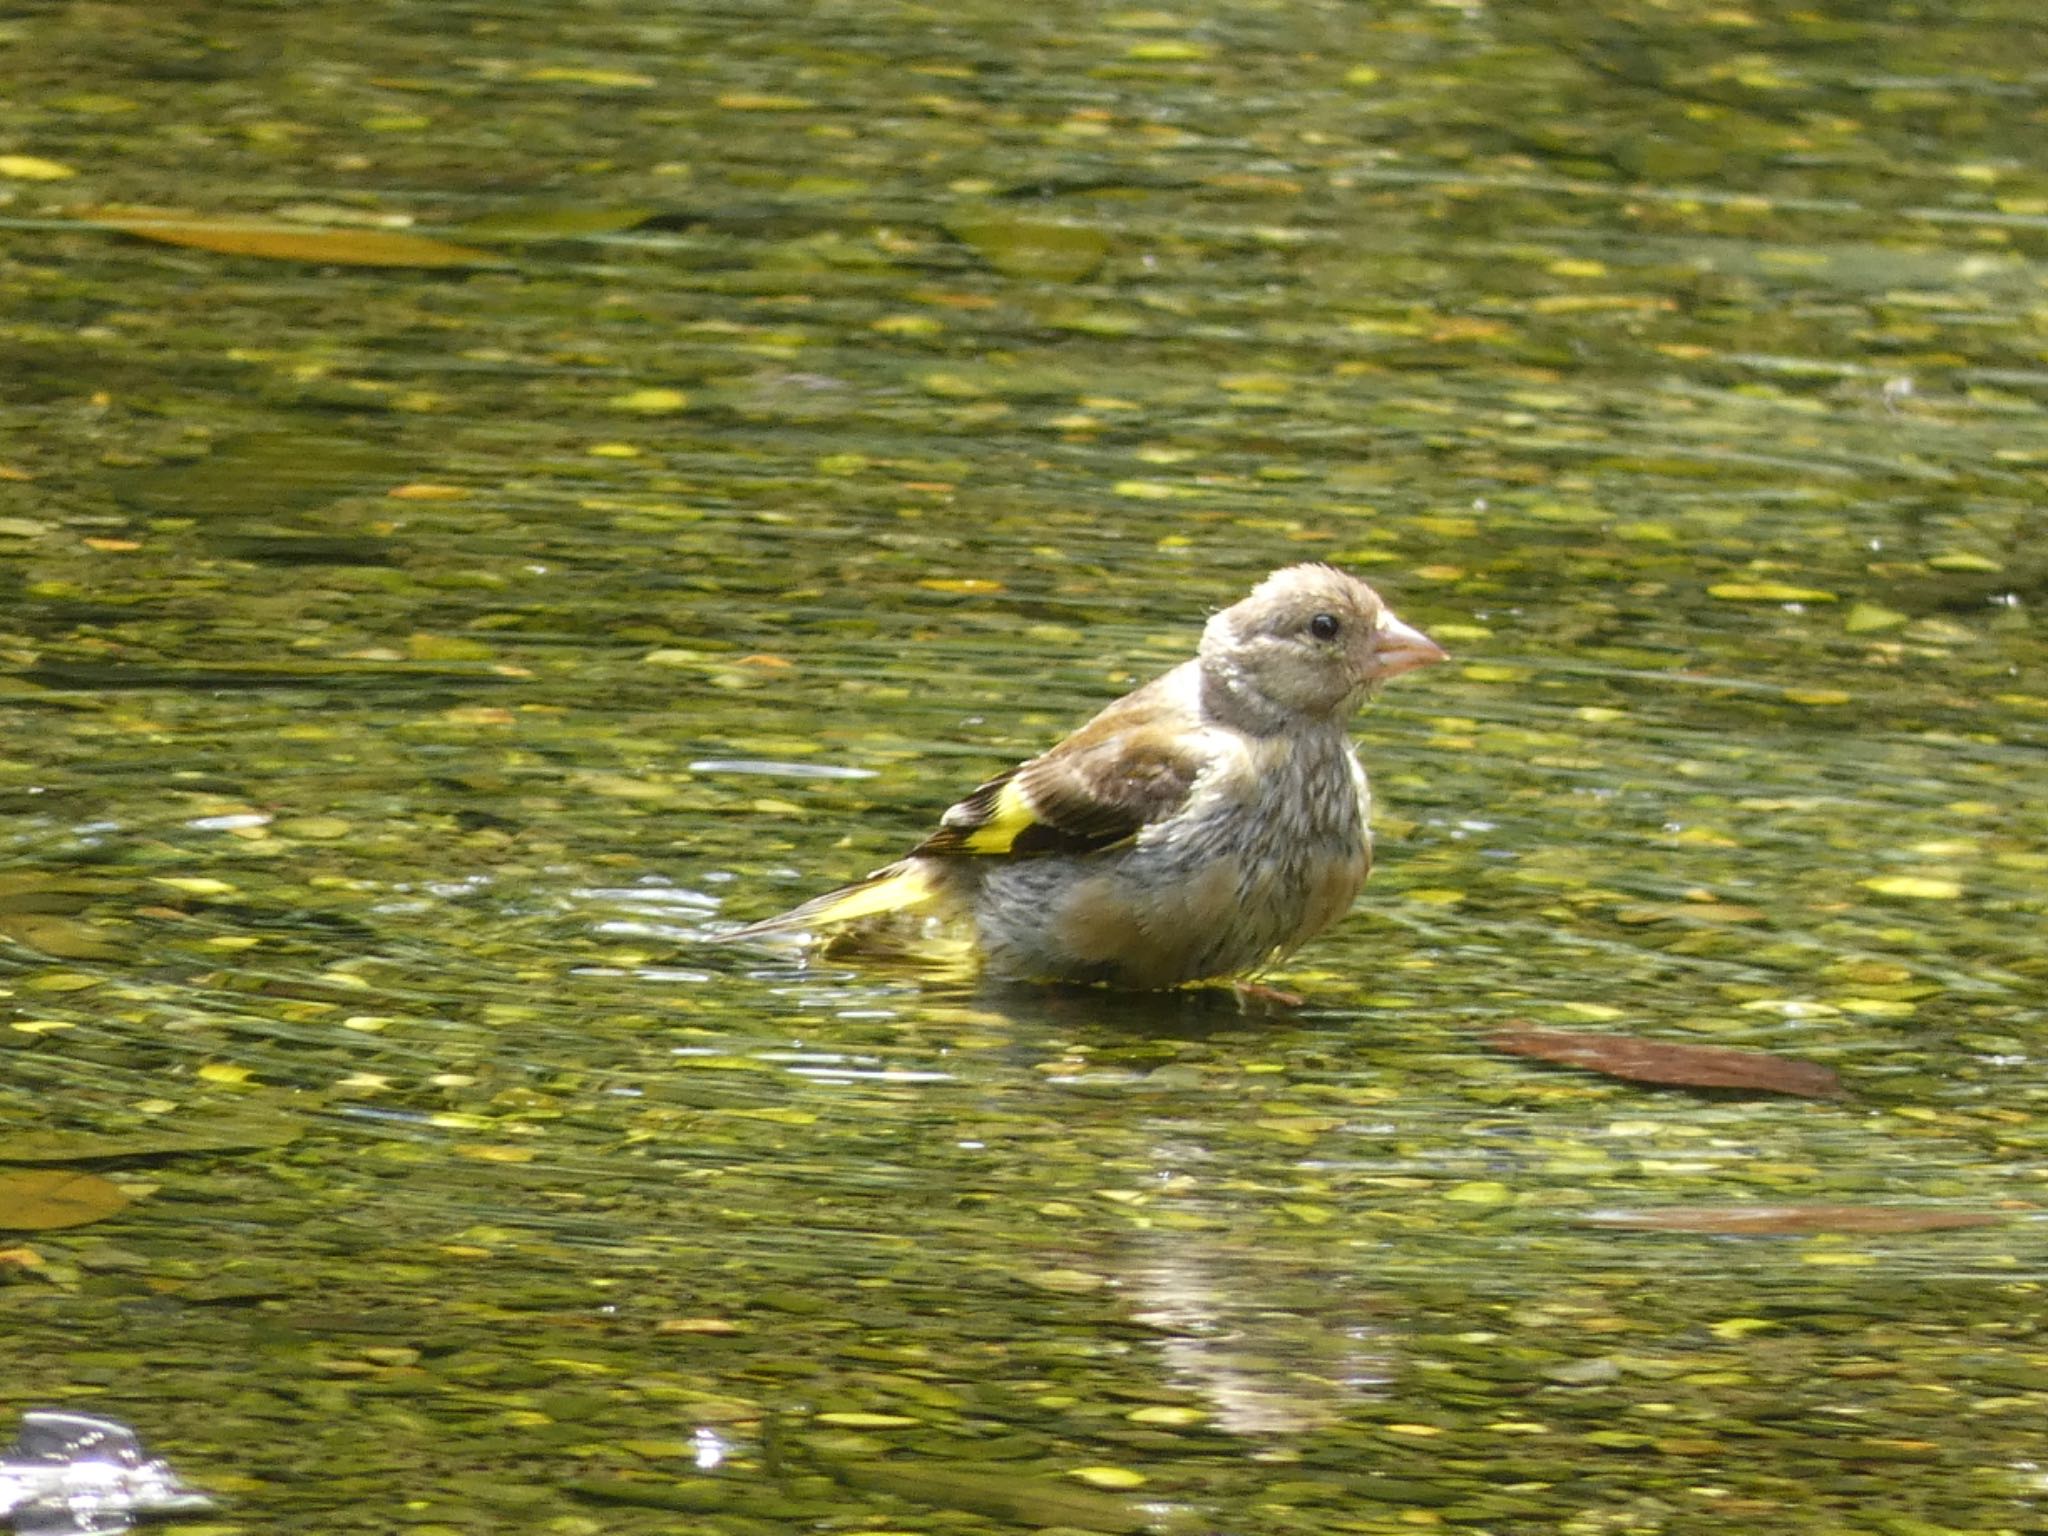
715,862 -> 936,942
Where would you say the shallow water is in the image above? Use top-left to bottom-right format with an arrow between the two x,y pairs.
1,0 -> 2043,1531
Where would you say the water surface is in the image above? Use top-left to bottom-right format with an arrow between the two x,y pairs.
0,1 -> 2043,1530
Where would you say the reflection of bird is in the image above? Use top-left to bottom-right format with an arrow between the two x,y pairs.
718,564 -> 1446,989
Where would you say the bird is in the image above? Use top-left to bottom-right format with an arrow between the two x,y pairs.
715,563 -> 1446,989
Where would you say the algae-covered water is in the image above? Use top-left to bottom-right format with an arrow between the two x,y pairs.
1,1 -> 2043,1531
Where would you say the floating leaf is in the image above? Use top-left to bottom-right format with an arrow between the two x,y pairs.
0,154 -> 76,180
1860,875 -> 1962,900
1614,901 -> 1765,925
521,66 -> 656,88
154,876 -> 237,896
1444,1181 -> 1513,1205
1125,40 -> 1213,61
455,201 -> 657,237
1844,601 -> 1910,634
945,209 -> 1109,282
0,1169 -> 131,1229
1582,1205 -> 2007,1236
100,216 -> 501,268
1113,479 -> 1197,500
1707,582 -> 1838,603
0,871 -> 119,916
1490,1027 -> 1843,1098
1071,1467 -> 1148,1489
1126,1405 -> 1204,1426
814,1412 -> 921,1428
1023,1267 -> 1108,1292
609,387 -> 690,413
0,912 -> 124,960
717,92 -> 814,111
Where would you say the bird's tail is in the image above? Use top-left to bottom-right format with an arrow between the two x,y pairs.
713,861 -> 939,943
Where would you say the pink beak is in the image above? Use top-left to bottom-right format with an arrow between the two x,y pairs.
1376,613 -> 1448,679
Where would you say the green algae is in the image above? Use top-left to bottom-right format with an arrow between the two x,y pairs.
0,0 -> 2044,1531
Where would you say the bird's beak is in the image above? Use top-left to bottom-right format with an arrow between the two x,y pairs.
1375,613 -> 1449,679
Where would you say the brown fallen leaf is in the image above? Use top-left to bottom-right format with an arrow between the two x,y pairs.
0,1168 -> 131,1230
1582,1205 -> 2007,1236
1490,1026 -> 1843,1099
99,216 -> 500,268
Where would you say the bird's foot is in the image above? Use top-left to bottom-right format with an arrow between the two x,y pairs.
1232,980 -> 1304,1009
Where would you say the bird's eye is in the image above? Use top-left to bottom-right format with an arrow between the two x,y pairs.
1309,612 -> 1341,641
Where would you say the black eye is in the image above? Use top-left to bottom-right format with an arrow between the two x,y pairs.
1309,612 -> 1341,641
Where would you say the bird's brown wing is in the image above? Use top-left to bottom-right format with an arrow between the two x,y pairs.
911,693 -> 1206,860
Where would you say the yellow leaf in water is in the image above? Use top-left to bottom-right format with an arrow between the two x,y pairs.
917,578 -> 1005,594
946,210 -> 1108,281
1708,1317 -> 1777,1339
1445,1180 -> 1512,1204
1125,40 -> 1213,60
102,216 -> 500,268
155,876 -> 237,895
717,92 -> 814,111
0,155 -> 76,180
27,972 -> 99,993
407,632 -> 494,662
1070,1467 -> 1147,1490
1281,1202 -> 1337,1224
1708,582 -> 1838,603
1860,875 -> 1961,900
1024,1267 -> 1108,1292
197,1063 -> 254,1085
1127,1405 -> 1205,1426
522,66 -> 656,88
280,816 -> 352,840
815,1412 -> 921,1428
1841,602 -> 1905,636
0,1170 -> 131,1230
610,388 -> 690,413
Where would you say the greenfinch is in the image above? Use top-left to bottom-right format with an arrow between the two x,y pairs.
719,563 -> 1446,988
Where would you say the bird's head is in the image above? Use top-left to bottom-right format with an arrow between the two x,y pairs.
1199,563 -> 1446,727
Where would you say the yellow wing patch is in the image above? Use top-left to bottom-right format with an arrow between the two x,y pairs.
954,778 -> 1037,855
